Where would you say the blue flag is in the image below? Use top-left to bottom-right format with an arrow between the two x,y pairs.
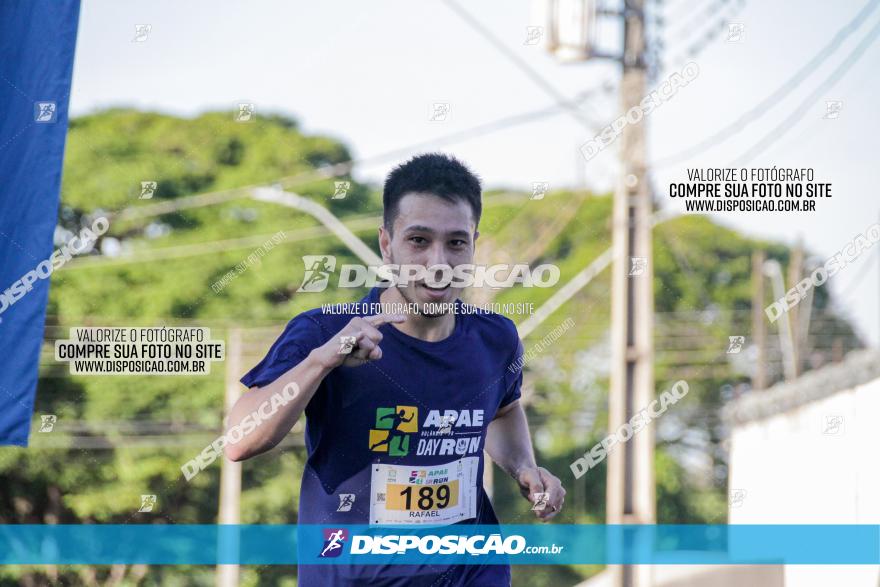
0,0 -> 81,446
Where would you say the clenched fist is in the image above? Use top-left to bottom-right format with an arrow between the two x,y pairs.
311,313 -> 407,369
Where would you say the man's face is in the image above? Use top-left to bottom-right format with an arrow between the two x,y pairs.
379,192 -> 478,313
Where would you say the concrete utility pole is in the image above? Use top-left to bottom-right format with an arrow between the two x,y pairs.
217,329 -> 242,587
751,251 -> 767,390
787,242 -> 804,376
543,1 -> 654,584
606,1 -> 654,586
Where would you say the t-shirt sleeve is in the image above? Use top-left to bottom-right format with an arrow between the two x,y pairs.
499,336 -> 524,409
239,313 -> 326,389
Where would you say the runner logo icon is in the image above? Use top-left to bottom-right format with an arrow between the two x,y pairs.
337,494 -> 355,512
298,255 -> 336,292
319,528 -> 348,558
369,406 -> 418,456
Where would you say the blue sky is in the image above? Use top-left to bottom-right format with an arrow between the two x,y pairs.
68,0 -> 880,347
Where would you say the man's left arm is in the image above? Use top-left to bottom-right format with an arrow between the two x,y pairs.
485,399 -> 566,520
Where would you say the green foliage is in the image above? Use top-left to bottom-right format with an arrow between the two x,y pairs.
62,110 -> 353,210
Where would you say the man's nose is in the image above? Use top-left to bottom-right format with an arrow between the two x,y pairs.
424,244 -> 452,270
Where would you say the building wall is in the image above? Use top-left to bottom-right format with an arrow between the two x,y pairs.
729,376 -> 880,586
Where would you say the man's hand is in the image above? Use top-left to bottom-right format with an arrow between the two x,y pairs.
311,313 -> 406,369
515,466 -> 565,521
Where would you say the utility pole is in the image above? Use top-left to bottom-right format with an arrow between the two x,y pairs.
751,251 -> 767,390
543,2 -> 653,584
606,2 -> 653,586
786,241 -> 804,377
763,260 -> 797,382
217,329 -> 242,587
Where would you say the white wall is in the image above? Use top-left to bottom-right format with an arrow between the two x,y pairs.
728,376 -> 880,586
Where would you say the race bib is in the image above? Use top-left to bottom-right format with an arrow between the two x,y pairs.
369,457 -> 479,526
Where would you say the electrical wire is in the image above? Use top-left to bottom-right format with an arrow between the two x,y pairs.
653,0 -> 880,167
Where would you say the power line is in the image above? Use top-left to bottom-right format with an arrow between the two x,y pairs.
662,0 -> 748,70
733,14 -> 880,165
663,0 -> 738,47
652,0 -> 880,167
112,87 -> 614,226
61,190 -> 569,269
441,0 -> 605,134
99,4 -> 618,236
335,81 -> 615,170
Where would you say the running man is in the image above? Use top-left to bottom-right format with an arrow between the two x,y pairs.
368,408 -> 414,451
301,255 -> 333,290
320,529 -> 346,558
224,153 -> 565,586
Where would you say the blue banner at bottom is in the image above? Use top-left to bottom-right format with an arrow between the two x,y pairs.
0,524 -> 877,565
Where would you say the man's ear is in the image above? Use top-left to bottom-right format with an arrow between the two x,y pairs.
473,230 -> 480,244
378,225 -> 392,263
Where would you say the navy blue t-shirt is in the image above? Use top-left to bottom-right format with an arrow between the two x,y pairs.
240,287 -> 524,586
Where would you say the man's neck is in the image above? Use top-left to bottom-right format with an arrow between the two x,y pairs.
379,288 -> 456,342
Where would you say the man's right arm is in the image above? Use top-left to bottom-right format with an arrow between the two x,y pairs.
223,313 -> 405,462
223,349 -> 333,462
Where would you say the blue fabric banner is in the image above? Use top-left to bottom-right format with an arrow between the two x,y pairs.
0,0 -> 81,446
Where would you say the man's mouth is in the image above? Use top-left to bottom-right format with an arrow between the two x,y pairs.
419,282 -> 451,297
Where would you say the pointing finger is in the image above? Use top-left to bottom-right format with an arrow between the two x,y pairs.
364,313 -> 407,327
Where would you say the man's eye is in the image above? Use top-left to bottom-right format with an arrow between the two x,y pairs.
450,240 -> 467,247
410,236 -> 427,245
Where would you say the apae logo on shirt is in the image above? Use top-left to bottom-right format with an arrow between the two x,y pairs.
368,407 -> 486,457
369,406 -> 418,456
417,410 -> 484,456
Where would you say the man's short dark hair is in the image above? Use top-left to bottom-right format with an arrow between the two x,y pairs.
382,153 -> 482,231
